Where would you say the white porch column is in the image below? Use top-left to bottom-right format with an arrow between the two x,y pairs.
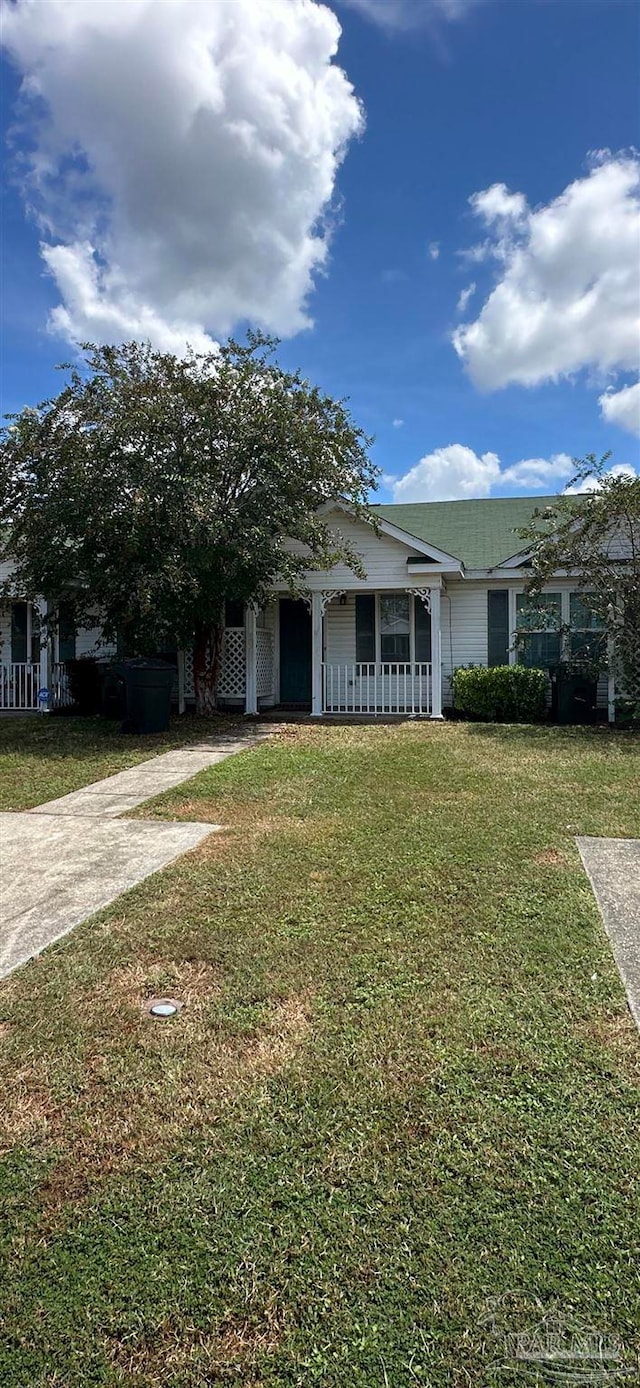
36,599 -> 52,713
311,590 -> 324,717
430,585 -> 443,719
245,605 -> 258,715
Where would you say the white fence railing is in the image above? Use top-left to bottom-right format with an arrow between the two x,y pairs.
323,662 -> 432,716
51,662 -> 74,709
0,663 -> 40,710
0,662 -> 77,711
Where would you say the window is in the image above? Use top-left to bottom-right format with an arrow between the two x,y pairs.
380,594 -> 410,661
516,592 -> 561,669
10,602 -> 40,664
569,592 -> 605,665
355,594 -> 432,666
10,602 -> 28,664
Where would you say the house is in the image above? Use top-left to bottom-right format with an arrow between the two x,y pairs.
0,496 -> 613,720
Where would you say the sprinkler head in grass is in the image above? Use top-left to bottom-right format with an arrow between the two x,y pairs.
145,997 -> 183,1019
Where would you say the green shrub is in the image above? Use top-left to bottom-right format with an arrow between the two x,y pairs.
450,664 -> 547,723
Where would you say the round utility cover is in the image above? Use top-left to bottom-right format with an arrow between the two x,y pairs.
145,997 -> 183,1019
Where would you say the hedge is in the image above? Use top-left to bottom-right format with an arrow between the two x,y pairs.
450,664 -> 547,723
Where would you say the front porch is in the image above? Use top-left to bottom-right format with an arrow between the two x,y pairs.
278,585 -> 443,718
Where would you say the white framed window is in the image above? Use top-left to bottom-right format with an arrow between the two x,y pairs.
379,593 -> 410,661
355,593 -> 432,667
569,592 -> 606,666
516,591 -> 562,669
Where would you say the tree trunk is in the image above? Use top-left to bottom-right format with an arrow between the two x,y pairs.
193,621 -> 224,715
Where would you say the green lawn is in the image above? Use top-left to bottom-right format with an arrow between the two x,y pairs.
1,721 -> 639,1386
0,712 -> 236,810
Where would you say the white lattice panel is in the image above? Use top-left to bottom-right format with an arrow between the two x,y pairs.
256,628 -> 274,697
218,627 -> 245,697
184,649 -> 194,698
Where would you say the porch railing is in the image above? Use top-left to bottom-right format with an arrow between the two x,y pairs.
0,663 -> 40,710
322,662 -> 432,716
51,662 -> 74,709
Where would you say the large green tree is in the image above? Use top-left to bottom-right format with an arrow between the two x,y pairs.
517,454 -> 640,716
1,336 -> 377,711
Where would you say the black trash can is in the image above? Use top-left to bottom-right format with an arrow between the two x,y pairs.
121,658 -> 174,734
551,667 -> 599,725
66,657 -> 102,715
100,662 -> 128,720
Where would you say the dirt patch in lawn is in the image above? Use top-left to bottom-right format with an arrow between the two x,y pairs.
533,846 -> 572,867
107,1306 -> 285,1384
92,955 -> 223,1017
3,988 -> 313,1216
579,1009 -> 640,1081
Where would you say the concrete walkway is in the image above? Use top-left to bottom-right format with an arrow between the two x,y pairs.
577,836 -> 640,1031
30,733 -> 265,818
0,728 -> 269,979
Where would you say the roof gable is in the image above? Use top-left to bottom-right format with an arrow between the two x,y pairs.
325,501 -> 462,568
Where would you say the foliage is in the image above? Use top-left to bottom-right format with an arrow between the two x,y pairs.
0,335 -> 377,711
517,454 -> 640,718
1,722 -> 639,1385
451,663 -> 547,722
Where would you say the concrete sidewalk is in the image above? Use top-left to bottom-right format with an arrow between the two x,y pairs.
577,836 -> 640,1031
0,813 -> 219,979
1,726 -> 270,979
29,732 -> 269,818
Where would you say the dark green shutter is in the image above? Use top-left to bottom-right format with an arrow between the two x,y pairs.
11,602 -> 28,663
355,594 -> 375,663
487,590 -> 509,666
414,597 -> 431,662
58,602 -> 76,663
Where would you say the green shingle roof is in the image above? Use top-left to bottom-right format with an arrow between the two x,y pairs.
374,495 -> 559,569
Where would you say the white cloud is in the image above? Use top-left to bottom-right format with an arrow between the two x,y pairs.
392,444 -> 502,502
2,0 -> 363,352
392,418 -> 404,428
389,446 -> 605,502
427,241 -> 440,260
565,463 -> 637,494
501,453 -> 574,489
339,0 -> 488,32
599,381 -> 640,437
456,282 -> 476,314
453,154 -> 640,392
470,183 -> 527,226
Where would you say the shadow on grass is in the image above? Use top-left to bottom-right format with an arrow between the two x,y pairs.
459,720 -> 625,747
0,711 -> 240,762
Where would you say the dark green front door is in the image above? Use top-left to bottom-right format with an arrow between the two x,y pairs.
279,599 -> 312,706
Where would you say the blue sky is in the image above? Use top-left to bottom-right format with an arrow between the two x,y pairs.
1,0 -> 639,503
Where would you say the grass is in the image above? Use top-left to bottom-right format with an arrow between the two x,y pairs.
0,712 -> 237,810
1,720 -> 639,1386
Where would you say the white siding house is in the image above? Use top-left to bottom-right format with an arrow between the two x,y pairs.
0,496 -> 619,719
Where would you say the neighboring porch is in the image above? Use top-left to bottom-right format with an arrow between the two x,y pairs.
0,601 -> 74,712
